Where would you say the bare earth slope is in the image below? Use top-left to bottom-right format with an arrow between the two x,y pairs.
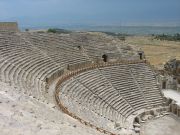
0,82 -> 103,135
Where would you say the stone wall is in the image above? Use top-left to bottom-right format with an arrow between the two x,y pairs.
157,75 -> 177,90
170,103 -> 180,117
159,59 -> 180,91
164,97 -> 180,117
133,106 -> 170,133
0,22 -> 19,32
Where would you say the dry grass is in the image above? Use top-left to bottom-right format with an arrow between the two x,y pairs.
126,36 -> 180,69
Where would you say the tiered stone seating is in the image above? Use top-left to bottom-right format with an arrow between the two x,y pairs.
0,32 -> 92,102
0,27 -> 165,134
99,64 -> 150,111
74,69 -> 134,117
70,33 -> 125,60
60,79 -> 121,134
24,33 -> 91,66
128,63 -> 164,106
0,33 -> 62,101
58,63 -> 164,133
58,69 -> 136,130
59,79 -> 126,132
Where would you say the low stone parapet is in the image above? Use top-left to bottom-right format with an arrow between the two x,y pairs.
0,22 -> 19,32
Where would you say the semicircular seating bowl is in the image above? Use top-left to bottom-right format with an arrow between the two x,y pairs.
57,63 -> 165,134
0,32 -> 92,102
0,30 -> 165,134
1,31 -> 127,102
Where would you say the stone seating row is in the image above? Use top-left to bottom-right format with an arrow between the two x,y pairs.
59,69 -> 137,128
128,63 -> 164,107
60,77 -> 127,125
24,33 -> 91,65
57,62 -> 164,132
0,32 -> 92,102
99,65 -> 149,111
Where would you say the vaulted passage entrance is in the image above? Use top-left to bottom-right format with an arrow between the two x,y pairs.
139,53 -> 143,60
102,54 -> 108,62
162,81 -> 166,89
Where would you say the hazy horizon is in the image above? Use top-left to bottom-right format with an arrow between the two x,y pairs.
0,0 -> 180,28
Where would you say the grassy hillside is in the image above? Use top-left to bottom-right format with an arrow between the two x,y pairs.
126,36 -> 180,69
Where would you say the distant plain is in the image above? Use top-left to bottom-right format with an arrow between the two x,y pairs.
126,36 -> 180,68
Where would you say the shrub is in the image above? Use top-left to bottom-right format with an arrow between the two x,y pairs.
47,28 -> 57,33
154,33 -> 180,41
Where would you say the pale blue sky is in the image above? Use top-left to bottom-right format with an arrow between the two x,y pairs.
0,0 -> 180,27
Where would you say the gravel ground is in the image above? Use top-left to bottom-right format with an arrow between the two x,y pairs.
141,114 -> 180,135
